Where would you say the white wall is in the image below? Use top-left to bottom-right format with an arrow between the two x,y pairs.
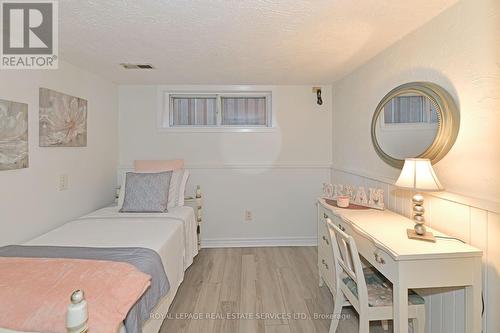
0,61 -> 118,246
331,0 -> 500,332
332,0 -> 499,203
118,85 -> 332,246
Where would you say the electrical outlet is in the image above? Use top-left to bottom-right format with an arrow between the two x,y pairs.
245,210 -> 253,221
58,174 -> 68,191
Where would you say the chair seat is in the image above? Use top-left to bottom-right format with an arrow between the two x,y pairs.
342,267 -> 425,307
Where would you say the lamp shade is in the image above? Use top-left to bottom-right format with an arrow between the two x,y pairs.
395,158 -> 444,191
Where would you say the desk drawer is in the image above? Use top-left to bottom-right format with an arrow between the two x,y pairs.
317,216 -> 335,291
318,249 -> 334,291
353,233 -> 397,280
322,208 -> 352,236
320,203 -> 396,279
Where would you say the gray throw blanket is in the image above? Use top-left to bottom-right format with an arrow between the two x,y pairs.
0,245 -> 170,333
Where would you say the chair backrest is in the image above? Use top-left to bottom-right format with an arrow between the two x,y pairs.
321,217 -> 341,294
327,218 -> 368,310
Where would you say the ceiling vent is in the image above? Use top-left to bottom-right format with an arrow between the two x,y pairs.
120,63 -> 154,69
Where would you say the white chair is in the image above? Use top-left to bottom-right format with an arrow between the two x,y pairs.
325,218 -> 426,333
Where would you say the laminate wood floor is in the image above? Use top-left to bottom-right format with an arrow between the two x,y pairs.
160,247 -> 394,333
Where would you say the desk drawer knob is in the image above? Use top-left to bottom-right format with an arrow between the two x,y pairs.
323,213 -> 328,219
322,235 -> 329,245
321,259 -> 329,269
374,252 -> 386,265
338,224 -> 346,232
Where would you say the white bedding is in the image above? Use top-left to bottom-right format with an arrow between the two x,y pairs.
26,205 -> 198,292
3,205 -> 199,333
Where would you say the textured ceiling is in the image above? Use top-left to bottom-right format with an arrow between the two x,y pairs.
59,0 -> 458,84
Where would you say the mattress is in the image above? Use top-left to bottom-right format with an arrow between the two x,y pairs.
85,205 -> 198,271
1,205 -> 198,333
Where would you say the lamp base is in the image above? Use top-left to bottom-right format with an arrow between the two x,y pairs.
407,228 -> 436,242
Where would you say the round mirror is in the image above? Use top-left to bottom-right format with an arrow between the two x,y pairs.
374,93 -> 440,160
371,82 -> 459,168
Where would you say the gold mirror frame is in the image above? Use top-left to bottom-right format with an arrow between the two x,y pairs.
371,82 -> 460,169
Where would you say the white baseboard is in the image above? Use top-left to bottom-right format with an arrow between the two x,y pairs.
201,236 -> 318,248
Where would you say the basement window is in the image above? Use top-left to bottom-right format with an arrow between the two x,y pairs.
383,95 -> 439,124
170,95 -> 218,126
160,91 -> 272,131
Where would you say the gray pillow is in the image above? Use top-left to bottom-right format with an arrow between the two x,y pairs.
120,171 -> 172,212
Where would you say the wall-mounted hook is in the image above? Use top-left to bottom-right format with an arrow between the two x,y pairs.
312,87 -> 323,105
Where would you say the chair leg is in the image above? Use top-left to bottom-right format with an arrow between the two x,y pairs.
381,319 -> 389,331
414,306 -> 426,333
329,291 -> 344,333
358,314 -> 369,333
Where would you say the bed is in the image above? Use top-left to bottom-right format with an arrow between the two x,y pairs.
0,204 -> 198,333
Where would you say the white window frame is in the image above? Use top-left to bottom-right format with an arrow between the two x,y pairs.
158,89 -> 274,132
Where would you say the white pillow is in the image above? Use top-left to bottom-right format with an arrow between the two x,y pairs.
167,169 -> 183,209
177,169 -> 190,206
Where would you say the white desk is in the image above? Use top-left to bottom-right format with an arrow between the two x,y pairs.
317,198 -> 483,333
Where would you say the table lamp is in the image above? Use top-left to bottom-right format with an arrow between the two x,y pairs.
395,158 -> 443,242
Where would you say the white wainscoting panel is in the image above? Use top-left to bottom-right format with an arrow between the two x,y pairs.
486,212 -> 500,333
332,167 -> 500,333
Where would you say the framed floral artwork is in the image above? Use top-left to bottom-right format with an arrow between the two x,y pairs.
0,99 -> 28,170
39,88 -> 87,147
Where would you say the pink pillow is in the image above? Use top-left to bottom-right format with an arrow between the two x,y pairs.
134,159 -> 184,172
